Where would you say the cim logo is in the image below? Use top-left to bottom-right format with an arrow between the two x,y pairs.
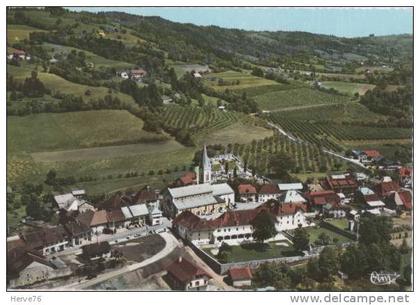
370,271 -> 400,285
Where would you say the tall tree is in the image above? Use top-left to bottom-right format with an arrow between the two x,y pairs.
251,210 -> 277,243
292,227 -> 310,252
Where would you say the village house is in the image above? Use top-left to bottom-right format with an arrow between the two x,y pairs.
359,150 -> 382,164
306,190 -> 341,213
77,210 -> 108,234
165,257 -> 211,291
7,248 -> 71,288
278,190 -> 307,204
164,183 -> 234,218
385,190 -> 412,213
355,187 -> 386,210
324,174 -> 358,196
374,177 -> 400,197
173,201 -> 309,246
130,68 -> 147,81
258,184 -> 281,203
54,193 -> 94,213
121,203 -> 149,227
237,184 -> 257,203
228,267 -> 253,287
81,241 -> 112,261
399,167 -> 412,188
18,222 -> 91,256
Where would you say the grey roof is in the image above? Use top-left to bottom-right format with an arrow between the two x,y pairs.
278,183 -> 303,191
359,187 -> 375,196
121,204 -> 149,220
210,183 -> 234,196
168,183 -> 212,199
279,190 -> 307,203
173,193 -> 218,211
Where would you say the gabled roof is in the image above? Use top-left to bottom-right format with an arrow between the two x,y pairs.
238,184 -> 257,194
132,189 -> 157,204
177,171 -> 197,186
278,183 -> 303,191
278,190 -> 307,203
91,210 -> 108,226
107,209 -> 125,223
168,183 -> 212,198
211,183 -> 234,196
166,257 -> 210,284
259,184 -> 280,195
375,181 -> 400,197
307,191 -> 340,206
363,150 -> 381,158
229,267 -> 253,281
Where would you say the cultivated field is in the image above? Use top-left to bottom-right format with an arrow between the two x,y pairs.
254,87 -> 351,111
204,70 -> 278,91
321,81 -> 376,96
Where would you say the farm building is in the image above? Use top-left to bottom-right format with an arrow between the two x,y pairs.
228,267 -> 253,287
258,184 -> 281,203
165,257 -> 211,291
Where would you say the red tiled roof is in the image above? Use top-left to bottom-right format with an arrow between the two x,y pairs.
398,191 -> 412,210
326,177 -> 358,190
238,184 -> 257,194
259,184 -> 280,194
107,209 -> 125,223
308,191 -> 340,206
229,267 -> 253,281
91,210 -> 108,226
260,201 -> 307,216
166,257 -> 209,284
132,189 -> 157,203
363,150 -> 381,158
375,181 -> 400,197
178,171 -> 197,186
399,167 -> 412,177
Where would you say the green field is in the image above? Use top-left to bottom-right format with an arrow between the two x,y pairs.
7,24 -> 46,43
321,81 -> 376,96
254,87 -> 351,111
8,110 -> 166,153
7,65 -> 136,108
204,70 -> 278,91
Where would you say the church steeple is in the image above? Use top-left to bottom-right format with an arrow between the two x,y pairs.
202,145 -> 212,183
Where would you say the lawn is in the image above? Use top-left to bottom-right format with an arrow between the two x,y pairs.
7,110 -> 167,153
321,81 -> 376,96
254,87 -> 351,111
323,218 -> 349,230
7,24 -> 46,43
205,242 -> 302,263
306,227 -> 352,245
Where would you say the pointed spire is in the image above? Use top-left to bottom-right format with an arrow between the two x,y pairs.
202,145 -> 211,169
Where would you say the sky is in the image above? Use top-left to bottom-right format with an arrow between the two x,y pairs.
68,7 -> 413,38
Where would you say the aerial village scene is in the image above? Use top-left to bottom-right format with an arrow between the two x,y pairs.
6,7 -> 413,291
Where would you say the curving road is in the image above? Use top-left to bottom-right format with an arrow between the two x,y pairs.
55,232 -> 180,291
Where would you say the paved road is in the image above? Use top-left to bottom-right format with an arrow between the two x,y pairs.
268,121 -> 367,170
55,232 -> 180,291
48,221 -> 171,259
